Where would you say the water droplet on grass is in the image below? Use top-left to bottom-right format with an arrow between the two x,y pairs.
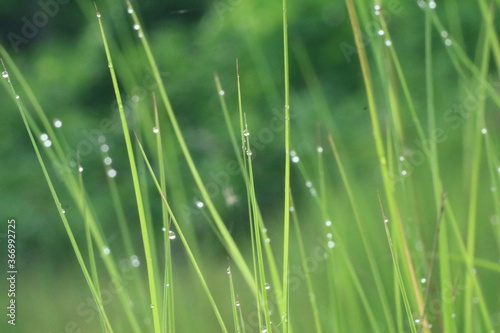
328,241 -> 335,248
441,31 -> 448,38
261,326 -> 268,332
2,71 -> 9,78
384,218 -> 389,223
78,166 -> 84,173
402,170 -> 407,176
103,246 -> 111,255
44,140 -> 52,147
235,300 -> 240,307
133,24 -> 140,30
385,40 -> 392,46
317,146 -> 323,153
96,12 -> 101,18
218,90 -> 225,96
101,144 -> 109,152
153,127 -> 159,133
325,220 -> 332,227
481,128 -> 487,134
104,157 -> 112,165
289,206 -> 295,212
107,169 -> 117,178
327,233 -> 332,239
246,150 -> 253,156
150,304 -> 155,308
243,129 -> 250,137
265,238 -> 271,243
226,266 -> 231,275
196,201 -> 204,208
40,133 -> 49,141
53,119 -> 62,128
127,8 -> 133,14
265,283 -> 270,290
15,95 -> 19,99
131,255 -> 140,267
378,29 -> 384,36
162,227 -> 167,232
305,181 -> 312,188
61,209 -> 66,214
445,39 -> 452,46
168,230 -> 176,240
429,1 -> 436,9
421,278 -> 426,283
292,156 -> 299,163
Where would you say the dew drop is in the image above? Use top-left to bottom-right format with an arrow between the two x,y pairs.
44,140 -> 52,147
317,146 -> 323,153
98,135 -> 106,144
168,230 -> 176,240
327,233 -> 332,239
445,39 -> 452,46
104,157 -> 112,165
328,241 -> 335,248
138,32 -> 144,38
289,206 -> 295,212
374,5 -> 381,11
53,119 -> 62,128
153,127 -> 159,133
399,156 -> 405,161
133,24 -> 140,30
150,304 -> 155,308
246,150 -> 253,156
265,238 -> 271,243
226,266 -> 231,275
290,150 -> 297,157
131,255 -> 140,267
162,227 -> 167,232
2,71 -> 9,78
96,12 -> 101,18
418,0 -> 426,8
305,181 -> 312,188
441,31 -> 448,38
40,133 -> 49,141
243,129 -> 250,137
101,144 -> 109,152
378,29 -> 384,36
451,313 -> 456,318
292,156 -> 299,163
261,327 -> 268,333
429,1 -> 436,9
421,278 -> 427,283
310,188 -> 317,196
15,95 -> 20,99
235,300 -> 240,307
481,128 -> 487,134
196,201 -> 204,208
384,218 -> 389,223
218,90 -> 225,96
385,40 -> 392,46
264,283 -> 271,290
127,8 -> 133,14
107,169 -> 117,178
472,297 -> 479,304
103,246 -> 111,255
415,319 -> 420,324
402,170 -> 407,176
325,220 -> 332,227
78,166 -> 84,173
61,209 -> 66,214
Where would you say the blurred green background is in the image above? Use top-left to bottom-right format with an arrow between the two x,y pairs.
1,0 -> 498,332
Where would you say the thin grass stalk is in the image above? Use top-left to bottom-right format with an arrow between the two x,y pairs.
95,10 -> 161,332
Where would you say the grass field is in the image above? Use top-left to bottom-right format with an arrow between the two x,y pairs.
1,0 -> 500,332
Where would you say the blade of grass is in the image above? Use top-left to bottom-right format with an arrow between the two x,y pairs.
95,9 -> 161,332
